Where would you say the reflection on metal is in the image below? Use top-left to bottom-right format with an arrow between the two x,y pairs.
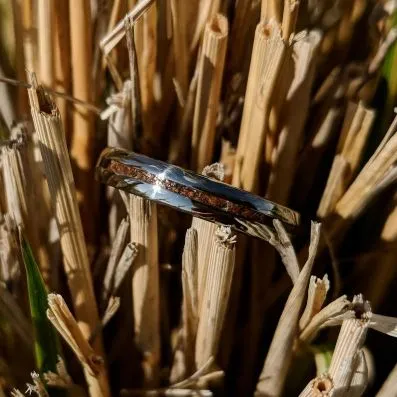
96,147 -> 301,241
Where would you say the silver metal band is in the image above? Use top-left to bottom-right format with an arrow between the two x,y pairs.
96,147 -> 301,241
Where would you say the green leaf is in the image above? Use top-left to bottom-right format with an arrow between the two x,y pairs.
20,231 -> 60,375
380,11 -> 397,132
311,343 -> 334,375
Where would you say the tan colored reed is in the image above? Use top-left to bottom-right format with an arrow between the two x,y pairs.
100,0 -> 156,57
37,0 -> 54,88
281,0 -> 300,41
124,17 -> 144,143
0,214 -> 19,285
256,222 -> 321,397
270,219 -> 300,283
47,293 -> 108,395
261,0 -> 282,23
10,0 -> 28,116
318,102 -> 375,218
168,66 -> 199,164
349,351 -> 368,397
298,374 -> 334,396
1,142 -> 27,229
69,0 -> 96,244
129,195 -> 160,384
232,20 -> 285,192
328,114 -> 397,241
191,163 -> 225,311
227,0 -> 260,93
53,0 -> 71,143
170,0 -> 189,99
267,30 -> 321,204
195,225 -> 236,369
298,295 -> 353,345
191,0 -> 221,52
139,4 -> 157,139
299,274 -> 330,331
20,0 -> 36,73
113,242 -> 138,292
191,14 -> 228,171
103,217 -> 129,300
27,78 -> 109,396
170,227 -> 199,381
327,296 -> 370,396
43,356 -> 73,389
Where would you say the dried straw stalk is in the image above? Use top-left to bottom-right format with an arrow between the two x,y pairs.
349,350 -> 368,397
113,242 -> 138,293
53,0 -> 71,143
139,4 -> 157,139
99,0 -> 156,57
298,374 -> 334,396
0,141 -> 28,229
170,0 -> 189,99
261,0 -> 282,23
129,195 -> 160,384
192,163 -> 225,311
27,78 -> 109,396
171,228 -> 199,382
190,0 -> 221,52
47,294 -> 109,396
69,0 -> 96,244
264,2 -> 301,163
293,80 -> 346,208
267,30 -> 321,204
182,228 -> 199,368
256,222 -> 321,397
298,296 -> 371,397
232,20 -> 285,192
43,355 -> 73,389
327,295 -> 370,396
191,14 -> 228,171
100,0 -> 123,75
192,213 -> 217,310
0,214 -> 19,285
103,80 -> 135,239
281,0 -> 300,41
168,65 -> 199,164
317,101 -> 375,218
0,65 -> 16,129
327,114 -> 397,242
195,225 -> 236,369
299,274 -> 330,331
298,295 -> 354,346
226,0 -> 260,87
20,0 -> 36,73
124,16 -> 144,145
103,217 -> 129,300
10,0 -> 28,115
37,0 -> 54,88
0,130 -> 52,282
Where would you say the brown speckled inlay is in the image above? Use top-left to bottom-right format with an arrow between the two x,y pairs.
107,159 -> 285,225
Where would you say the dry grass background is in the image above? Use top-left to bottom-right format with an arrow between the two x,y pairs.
1,0 -> 397,396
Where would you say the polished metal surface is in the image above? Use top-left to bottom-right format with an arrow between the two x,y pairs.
96,147 -> 301,241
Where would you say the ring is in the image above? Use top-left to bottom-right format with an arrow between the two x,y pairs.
95,147 -> 301,241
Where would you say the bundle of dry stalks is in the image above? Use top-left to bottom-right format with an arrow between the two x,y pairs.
1,1 -> 397,397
